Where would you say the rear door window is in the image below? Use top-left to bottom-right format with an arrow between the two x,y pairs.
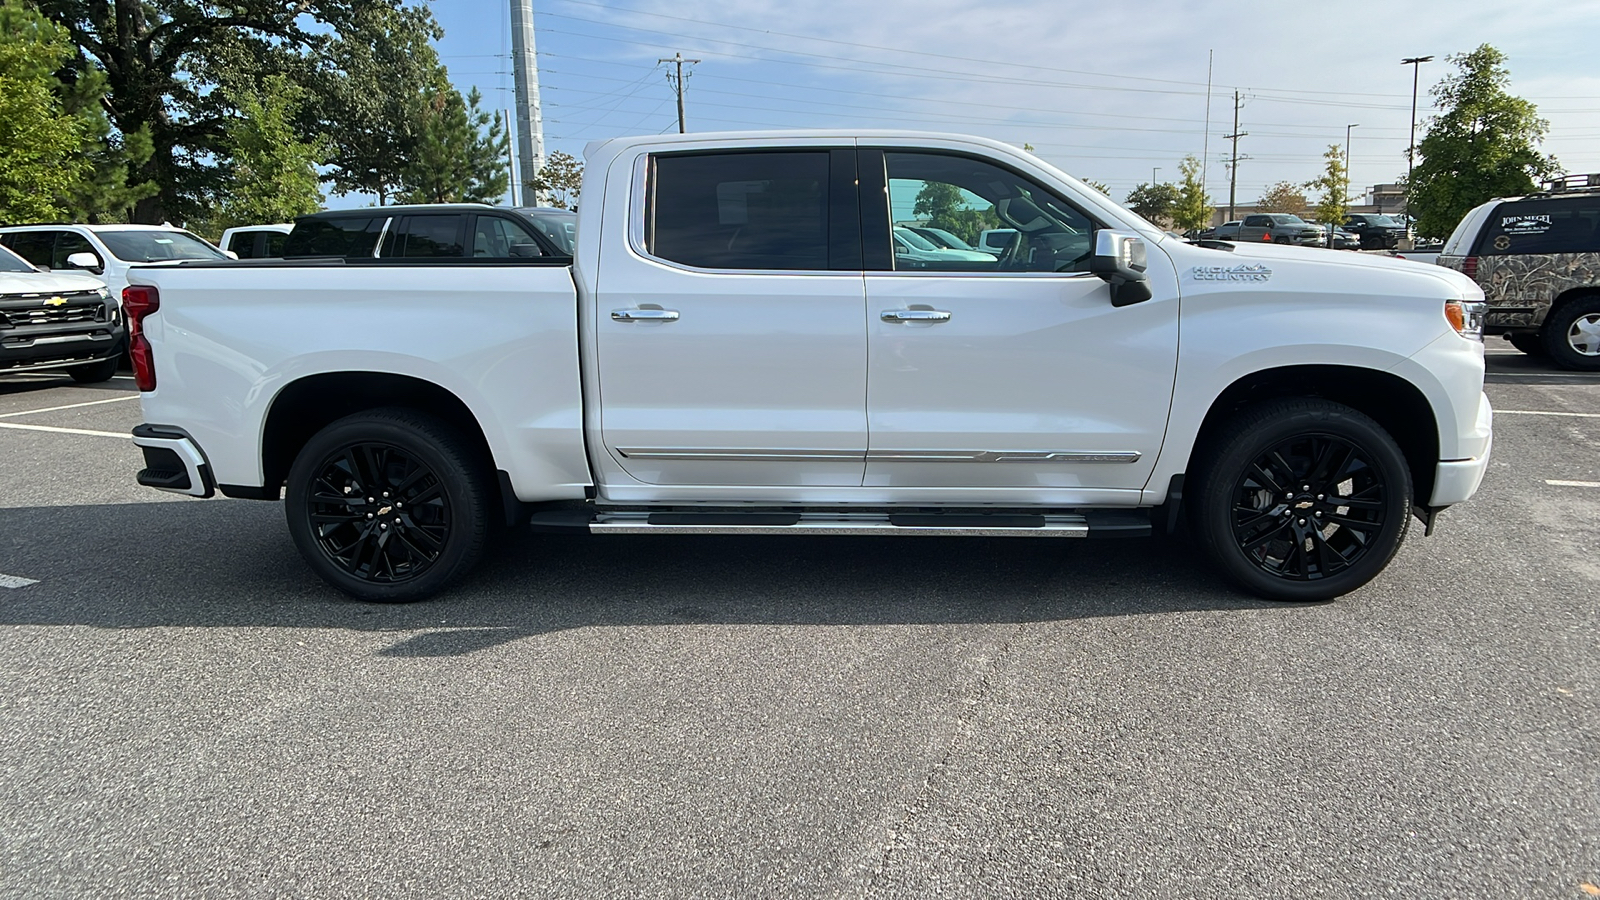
284,217 -> 385,257
1243,215 -> 1271,227
1474,199 -> 1600,255
469,215 -> 545,258
383,215 -> 466,259
647,151 -> 831,270
6,231 -> 59,267
52,232 -> 98,269
262,232 -> 288,257
228,233 -> 261,259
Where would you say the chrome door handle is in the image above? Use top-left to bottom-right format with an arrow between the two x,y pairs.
611,308 -> 680,322
881,309 -> 951,322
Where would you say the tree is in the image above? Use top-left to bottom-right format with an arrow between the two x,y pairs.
1257,181 -> 1308,215
1077,176 -> 1110,196
314,3 -> 444,205
527,151 -> 583,210
1170,155 -> 1213,232
911,181 -> 1000,246
1407,44 -> 1559,239
210,75 -> 323,235
31,0 -> 422,224
1305,144 -> 1350,231
0,0 -> 87,222
400,86 -> 509,204
1125,182 -> 1180,224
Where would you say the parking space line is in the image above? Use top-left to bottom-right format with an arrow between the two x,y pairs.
0,422 -> 131,439
1488,373 -> 1599,378
0,573 -> 39,589
1546,480 -> 1600,488
0,395 -> 139,419
1497,410 -> 1600,418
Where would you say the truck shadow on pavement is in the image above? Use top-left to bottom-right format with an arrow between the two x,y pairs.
0,500 -> 1286,657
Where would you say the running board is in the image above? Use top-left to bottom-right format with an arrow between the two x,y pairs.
587,510 -> 1093,537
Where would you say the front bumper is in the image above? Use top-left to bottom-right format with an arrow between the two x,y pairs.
132,424 -> 215,498
1429,392 -> 1493,507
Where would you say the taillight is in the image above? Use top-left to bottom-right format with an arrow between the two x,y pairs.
122,285 -> 159,391
1461,256 -> 1478,278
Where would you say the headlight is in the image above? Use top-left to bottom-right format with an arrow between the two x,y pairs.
1445,299 -> 1485,341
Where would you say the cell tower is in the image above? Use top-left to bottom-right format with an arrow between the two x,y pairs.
509,0 -> 546,206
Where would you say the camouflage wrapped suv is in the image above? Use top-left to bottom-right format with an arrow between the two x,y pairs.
1439,179 -> 1600,370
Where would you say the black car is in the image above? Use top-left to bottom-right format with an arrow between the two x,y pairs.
283,204 -> 572,260
1342,214 -> 1406,250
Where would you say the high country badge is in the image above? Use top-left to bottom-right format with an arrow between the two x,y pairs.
1191,264 -> 1272,282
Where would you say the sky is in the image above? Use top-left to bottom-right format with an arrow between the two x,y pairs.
420,0 -> 1600,210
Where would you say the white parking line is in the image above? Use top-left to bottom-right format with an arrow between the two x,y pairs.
0,573 -> 40,589
1497,410 -> 1600,418
0,422 -> 131,439
1547,480 -> 1600,488
0,395 -> 139,419
1488,373 -> 1599,378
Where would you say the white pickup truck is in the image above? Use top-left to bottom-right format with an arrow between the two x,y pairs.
125,131 -> 1493,603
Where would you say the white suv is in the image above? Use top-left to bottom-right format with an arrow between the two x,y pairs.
0,224 -> 229,308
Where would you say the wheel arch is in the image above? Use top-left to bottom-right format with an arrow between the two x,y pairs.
1545,285 -> 1600,327
261,372 -> 497,501
1189,365 -> 1440,505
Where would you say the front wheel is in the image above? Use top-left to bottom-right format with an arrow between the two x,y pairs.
69,357 -> 119,384
1274,236 -> 1291,245
285,408 -> 494,602
1542,295 -> 1600,371
1190,399 -> 1412,602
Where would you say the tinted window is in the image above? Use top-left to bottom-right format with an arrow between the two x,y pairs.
97,230 -> 226,262
383,215 -> 465,259
649,151 -> 829,270
229,233 -> 260,259
262,232 -> 288,257
885,151 -> 1095,273
0,244 -> 35,273
53,232 -> 98,269
520,211 -> 576,254
471,216 -> 544,258
1243,216 -> 1270,227
1476,199 -> 1600,256
284,217 -> 384,257
6,232 -> 58,267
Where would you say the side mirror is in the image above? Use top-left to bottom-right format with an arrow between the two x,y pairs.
1089,230 -> 1153,307
65,252 -> 103,274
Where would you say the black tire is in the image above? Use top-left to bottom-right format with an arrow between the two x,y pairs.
1541,294 -> 1600,371
285,408 -> 494,602
1274,236 -> 1291,245
1189,399 -> 1412,602
68,357 -> 119,384
1506,332 -> 1546,357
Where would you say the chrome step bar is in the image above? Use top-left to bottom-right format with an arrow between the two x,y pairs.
588,510 -> 1090,538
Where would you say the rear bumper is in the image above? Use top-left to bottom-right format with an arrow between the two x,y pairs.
132,424 -> 215,498
1429,392 -> 1493,507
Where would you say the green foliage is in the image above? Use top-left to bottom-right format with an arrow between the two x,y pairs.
1305,144 -> 1350,227
911,181 -> 999,245
1170,155 -> 1213,232
210,75 -> 323,234
315,3 -> 444,205
527,151 -> 584,210
399,87 -> 509,204
1077,176 -> 1111,196
0,0 -> 86,222
1125,182 -> 1181,224
1257,181 -> 1308,215
1407,44 -> 1559,239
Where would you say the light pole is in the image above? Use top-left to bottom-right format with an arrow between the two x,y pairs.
1402,55 -> 1434,244
1152,167 -> 1160,185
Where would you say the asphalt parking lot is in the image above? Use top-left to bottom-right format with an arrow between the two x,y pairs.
0,347 -> 1596,899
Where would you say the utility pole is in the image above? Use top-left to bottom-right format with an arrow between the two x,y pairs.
1223,90 -> 1247,222
509,0 -> 546,205
503,110 -> 519,206
1402,55 -> 1434,244
659,52 -> 701,134
1201,49 -> 1213,194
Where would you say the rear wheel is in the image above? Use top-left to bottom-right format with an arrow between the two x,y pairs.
285,408 -> 494,602
1542,295 -> 1600,371
1506,332 -> 1546,357
68,357 -> 118,384
1274,236 -> 1291,245
1190,399 -> 1411,602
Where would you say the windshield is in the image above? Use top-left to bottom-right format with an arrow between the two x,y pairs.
0,244 -> 36,273
519,211 -> 576,254
96,230 -> 227,262
893,227 -> 940,251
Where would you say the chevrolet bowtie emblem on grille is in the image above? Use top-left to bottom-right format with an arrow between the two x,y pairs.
43,296 -> 67,307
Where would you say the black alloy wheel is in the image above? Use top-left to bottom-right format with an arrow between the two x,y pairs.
1191,399 -> 1411,602
286,408 -> 493,602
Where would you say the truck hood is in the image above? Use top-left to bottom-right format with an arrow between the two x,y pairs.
1180,240 -> 1481,299
0,270 -> 107,296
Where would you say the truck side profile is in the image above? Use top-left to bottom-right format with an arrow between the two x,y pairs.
125,131 -> 1493,603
